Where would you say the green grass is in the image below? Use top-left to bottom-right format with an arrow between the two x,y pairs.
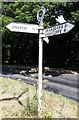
0,77 -> 29,96
0,77 -> 78,118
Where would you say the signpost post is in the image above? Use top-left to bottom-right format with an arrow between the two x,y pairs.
37,6 -> 46,117
38,22 -> 43,117
6,6 -> 74,118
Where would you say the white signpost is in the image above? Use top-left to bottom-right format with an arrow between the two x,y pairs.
6,6 -> 74,118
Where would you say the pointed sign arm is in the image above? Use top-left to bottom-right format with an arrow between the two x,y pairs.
6,22 -> 40,34
39,22 -> 75,38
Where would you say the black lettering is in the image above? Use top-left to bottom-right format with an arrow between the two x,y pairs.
64,28 -> 66,32
60,29 -> 61,33
55,29 -> 62,34
65,23 -> 67,28
12,26 -> 15,28
32,28 -> 35,30
53,27 -> 55,31
61,24 -> 63,29
20,26 -> 22,29
15,26 -> 17,29
57,25 -> 60,29
25,27 -> 27,30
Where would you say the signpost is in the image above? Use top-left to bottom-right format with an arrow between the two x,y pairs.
6,6 -> 74,118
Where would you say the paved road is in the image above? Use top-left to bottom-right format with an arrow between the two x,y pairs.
0,65 -> 79,102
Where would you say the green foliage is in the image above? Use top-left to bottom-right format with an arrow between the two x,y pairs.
27,95 -> 38,116
20,86 -> 52,118
42,107 -> 52,118
1,2 -> 79,70
20,87 -> 38,117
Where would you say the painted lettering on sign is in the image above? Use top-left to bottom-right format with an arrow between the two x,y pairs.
44,23 -> 67,36
12,25 -> 27,30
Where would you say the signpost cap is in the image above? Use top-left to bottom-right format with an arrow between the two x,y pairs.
37,6 -> 46,22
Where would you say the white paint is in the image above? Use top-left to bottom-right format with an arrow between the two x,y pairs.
56,15 -> 66,23
40,22 -> 74,37
43,37 -> 49,43
6,22 -> 40,34
38,21 -> 43,117
38,36 -> 43,117
37,6 -> 46,22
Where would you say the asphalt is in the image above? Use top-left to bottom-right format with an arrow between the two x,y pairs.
0,65 -> 79,102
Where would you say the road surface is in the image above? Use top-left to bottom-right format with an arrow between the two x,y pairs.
0,65 -> 79,102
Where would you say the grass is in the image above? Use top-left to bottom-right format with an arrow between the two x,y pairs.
0,77 -> 78,119
0,77 -> 29,98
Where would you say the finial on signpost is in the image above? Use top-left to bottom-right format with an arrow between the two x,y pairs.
37,6 -> 46,23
